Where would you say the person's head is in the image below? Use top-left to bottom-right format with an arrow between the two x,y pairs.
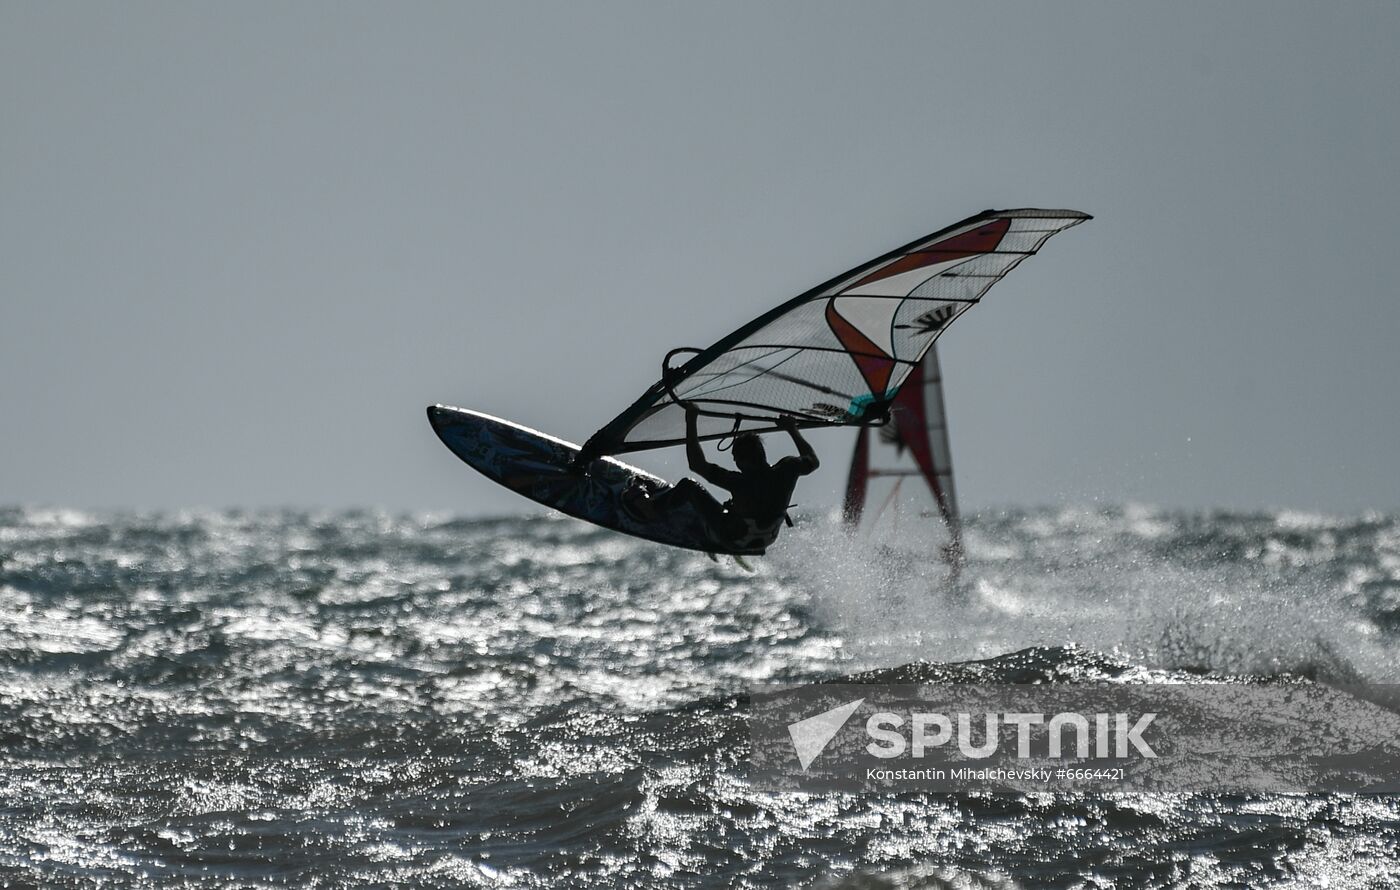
732,432 -> 767,473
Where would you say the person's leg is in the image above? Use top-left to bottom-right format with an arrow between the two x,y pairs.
621,476 -> 740,547
620,475 -> 668,522
622,476 -> 727,528
655,478 -> 729,529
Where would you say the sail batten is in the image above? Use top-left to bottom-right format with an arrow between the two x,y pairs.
581,208 -> 1090,458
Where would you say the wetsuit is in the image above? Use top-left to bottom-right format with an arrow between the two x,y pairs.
637,416 -> 819,553
669,458 -> 811,551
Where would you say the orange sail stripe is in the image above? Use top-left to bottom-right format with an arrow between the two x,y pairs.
823,300 -> 898,395
844,218 -> 1011,290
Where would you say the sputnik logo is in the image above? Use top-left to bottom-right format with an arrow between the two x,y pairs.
787,698 -> 865,770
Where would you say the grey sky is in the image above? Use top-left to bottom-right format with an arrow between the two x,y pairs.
3,2 -> 1397,514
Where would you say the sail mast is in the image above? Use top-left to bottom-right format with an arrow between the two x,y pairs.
843,345 -> 964,573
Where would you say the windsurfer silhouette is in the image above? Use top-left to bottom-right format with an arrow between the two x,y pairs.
623,405 -> 819,553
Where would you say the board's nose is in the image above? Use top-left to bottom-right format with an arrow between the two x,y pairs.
426,404 -> 450,431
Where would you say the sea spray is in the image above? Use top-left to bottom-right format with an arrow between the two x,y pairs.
772,507 -> 1394,682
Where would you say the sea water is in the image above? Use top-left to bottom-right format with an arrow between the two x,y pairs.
2,506 -> 1398,887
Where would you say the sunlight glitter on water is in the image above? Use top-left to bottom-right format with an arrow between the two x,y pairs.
2,508 -> 1399,886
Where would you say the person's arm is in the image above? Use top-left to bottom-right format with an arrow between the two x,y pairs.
777,415 -> 820,475
685,406 -> 738,487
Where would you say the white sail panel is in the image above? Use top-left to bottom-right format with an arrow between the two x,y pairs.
581,209 -> 1090,458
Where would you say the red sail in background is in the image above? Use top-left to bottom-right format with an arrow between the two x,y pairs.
889,358 -> 955,529
843,426 -> 871,523
843,345 -> 962,565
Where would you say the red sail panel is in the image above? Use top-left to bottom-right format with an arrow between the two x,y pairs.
842,425 -> 871,525
844,346 -> 963,570
824,300 -> 899,396
891,363 -> 955,527
844,218 -> 1011,290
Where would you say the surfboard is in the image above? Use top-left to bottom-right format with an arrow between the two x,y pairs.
427,405 -> 766,555
427,209 -> 1090,555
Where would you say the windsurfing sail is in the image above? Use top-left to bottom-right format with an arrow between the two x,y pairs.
579,208 -> 1090,460
842,344 -> 962,565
